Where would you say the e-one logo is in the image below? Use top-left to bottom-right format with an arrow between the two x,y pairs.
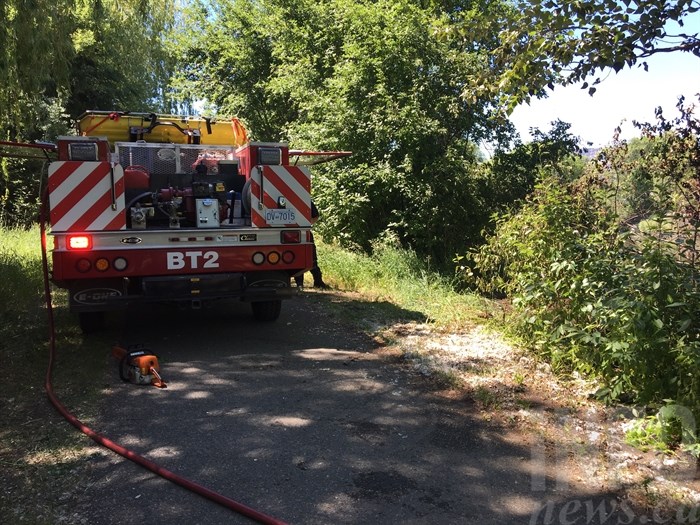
166,251 -> 220,270
74,288 -> 121,304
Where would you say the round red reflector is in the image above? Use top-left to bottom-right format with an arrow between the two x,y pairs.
76,259 -> 91,273
282,251 -> 295,264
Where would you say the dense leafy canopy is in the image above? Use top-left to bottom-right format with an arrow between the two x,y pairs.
0,0 -> 177,225
0,0 -> 177,140
171,0 -> 520,267
2,0 -> 698,265
0,0 -> 75,139
67,0 -> 179,117
468,0 -> 700,109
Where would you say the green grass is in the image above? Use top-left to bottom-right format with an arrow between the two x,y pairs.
0,225 -> 109,523
317,237 -> 494,330
0,225 -> 45,349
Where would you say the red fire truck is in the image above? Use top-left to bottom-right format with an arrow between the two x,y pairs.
43,111 -> 348,332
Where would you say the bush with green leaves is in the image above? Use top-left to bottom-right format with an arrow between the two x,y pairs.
467,100 -> 700,438
626,404 -> 700,458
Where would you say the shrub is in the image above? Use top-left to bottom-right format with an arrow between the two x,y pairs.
465,98 -> 700,428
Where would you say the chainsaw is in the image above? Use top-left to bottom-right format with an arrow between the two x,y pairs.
112,344 -> 167,388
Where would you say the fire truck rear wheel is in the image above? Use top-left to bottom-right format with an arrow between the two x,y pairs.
79,311 -> 105,333
251,300 -> 282,322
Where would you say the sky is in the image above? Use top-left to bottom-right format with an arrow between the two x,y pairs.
509,16 -> 700,148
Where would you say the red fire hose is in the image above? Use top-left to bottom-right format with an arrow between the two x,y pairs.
39,199 -> 288,525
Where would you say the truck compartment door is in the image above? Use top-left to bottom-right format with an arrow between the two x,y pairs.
249,165 -> 312,228
48,161 -> 126,231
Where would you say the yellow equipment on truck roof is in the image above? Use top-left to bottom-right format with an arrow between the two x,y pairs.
77,111 -> 248,146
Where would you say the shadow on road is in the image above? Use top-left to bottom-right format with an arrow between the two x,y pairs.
66,293 -> 642,525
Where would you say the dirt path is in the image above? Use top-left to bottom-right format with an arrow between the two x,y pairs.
384,317 -> 700,524
24,291 -> 700,524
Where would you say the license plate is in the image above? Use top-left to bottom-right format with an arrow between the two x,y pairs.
265,208 -> 296,225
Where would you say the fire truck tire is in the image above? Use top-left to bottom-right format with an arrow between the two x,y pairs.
251,300 -> 282,322
79,311 -> 105,333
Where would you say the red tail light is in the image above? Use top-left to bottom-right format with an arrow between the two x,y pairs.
281,230 -> 301,244
67,235 -> 92,250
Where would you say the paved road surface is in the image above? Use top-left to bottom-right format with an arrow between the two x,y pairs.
69,293 -> 626,524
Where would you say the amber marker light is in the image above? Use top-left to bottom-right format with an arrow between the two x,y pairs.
267,251 -> 280,264
95,258 -> 110,271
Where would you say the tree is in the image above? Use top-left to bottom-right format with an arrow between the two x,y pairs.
0,0 -> 75,139
467,98 -> 700,417
483,120 -> 584,207
1,0 -> 178,138
169,0 -> 299,140
66,0 -> 179,116
467,0 -> 700,109
0,0 -> 178,227
171,0 -> 519,268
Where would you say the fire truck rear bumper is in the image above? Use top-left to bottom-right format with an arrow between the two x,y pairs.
66,272 -> 297,312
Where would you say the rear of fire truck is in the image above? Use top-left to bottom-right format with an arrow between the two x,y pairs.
47,112 -> 323,332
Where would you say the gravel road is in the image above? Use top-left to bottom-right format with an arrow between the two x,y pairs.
67,292 -> 636,524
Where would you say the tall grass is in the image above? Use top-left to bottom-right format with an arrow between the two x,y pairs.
0,224 -> 100,362
0,226 -> 45,345
0,226 -> 108,523
317,236 -> 493,330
